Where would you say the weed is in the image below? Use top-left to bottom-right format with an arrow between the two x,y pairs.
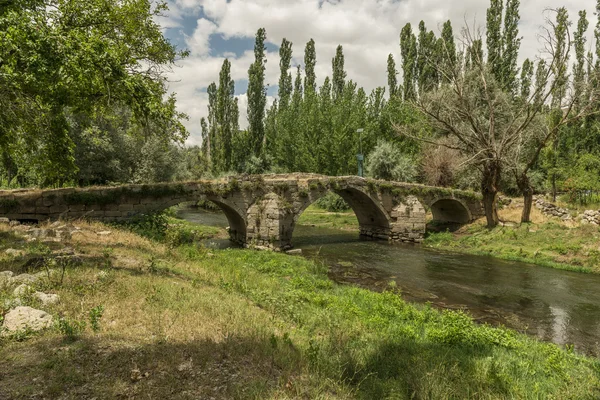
89,305 -> 104,333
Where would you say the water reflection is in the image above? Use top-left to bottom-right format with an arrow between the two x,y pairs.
177,208 -> 600,356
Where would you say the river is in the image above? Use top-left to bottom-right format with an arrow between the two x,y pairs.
178,207 -> 600,357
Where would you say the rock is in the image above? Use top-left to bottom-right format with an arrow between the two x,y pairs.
96,231 -> 111,236
0,217 -> 9,224
2,306 -> 53,334
13,284 -> 32,297
5,248 -> 25,257
286,249 -> 303,255
0,271 -> 14,288
9,220 -> 20,227
33,292 -> 59,306
11,273 -> 39,285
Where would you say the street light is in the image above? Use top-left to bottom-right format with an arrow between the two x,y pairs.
356,128 -> 364,177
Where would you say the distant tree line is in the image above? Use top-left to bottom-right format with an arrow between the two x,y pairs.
2,0 -> 600,228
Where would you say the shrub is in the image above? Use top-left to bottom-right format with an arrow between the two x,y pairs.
366,140 -> 416,182
314,192 -> 350,212
420,141 -> 461,187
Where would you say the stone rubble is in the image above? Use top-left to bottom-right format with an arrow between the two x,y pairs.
534,197 -> 573,221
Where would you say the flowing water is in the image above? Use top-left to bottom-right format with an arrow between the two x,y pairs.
178,208 -> 600,357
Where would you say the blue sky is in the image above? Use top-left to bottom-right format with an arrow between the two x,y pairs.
158,0 -> 596,146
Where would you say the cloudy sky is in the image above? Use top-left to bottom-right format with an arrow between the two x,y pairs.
157,0 -> 597,146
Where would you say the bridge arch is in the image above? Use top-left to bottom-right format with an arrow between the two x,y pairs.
281,186 -> 393,249
205,197 -> 247,245
429,197 -> 472,224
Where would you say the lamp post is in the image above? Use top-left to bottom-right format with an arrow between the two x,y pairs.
356,128 -> 364,177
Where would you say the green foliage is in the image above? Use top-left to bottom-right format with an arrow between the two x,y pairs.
314,192 -> 350,212
0,0 -> 189,186
88,305 -> 105,333
366,140 -> 417,182
57,317 -> 87,341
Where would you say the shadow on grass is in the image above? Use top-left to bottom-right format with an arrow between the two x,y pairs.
0,334 -> 304,399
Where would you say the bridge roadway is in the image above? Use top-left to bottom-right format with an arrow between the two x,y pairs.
0,174 -> 483,250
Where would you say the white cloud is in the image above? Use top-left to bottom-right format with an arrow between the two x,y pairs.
164,0 -> 597,146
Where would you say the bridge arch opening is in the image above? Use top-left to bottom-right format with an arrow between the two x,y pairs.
201,198 -> 247,245
285,188 -> 392,249
430,198 -> 471,225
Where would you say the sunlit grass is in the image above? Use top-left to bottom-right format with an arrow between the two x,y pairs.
1,220 -> 599,398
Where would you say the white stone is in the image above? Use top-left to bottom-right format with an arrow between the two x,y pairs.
13,284 -> 32,297
33,292 -> 60,306
5,248 -> 25,257
2,306 -> 53,334
96,231 -> 111,236
11,273 -> 39,285
0,271 -> 14,288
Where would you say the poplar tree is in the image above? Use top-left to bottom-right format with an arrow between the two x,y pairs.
486,0 -> 504,79
217,59 -> 235,171
520,58 -> 534,100
278,39 -> 293,109
534,60 -> 548,110
400,23 -> 417,101
440,20 -> 457,83
207,82 -> 218,170
417,21 -> 438,94
304,39 -> 317,95
501,0 -> 521,94
573,11 -> 589,111
247,28 -> 267,157
387,54 -> 398,98
551,8 -> 570,109
332,45 -> 346,100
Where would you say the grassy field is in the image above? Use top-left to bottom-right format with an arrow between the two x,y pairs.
297,205 -> 359,231
1,219 -> 600,399
425,203 -> 600,273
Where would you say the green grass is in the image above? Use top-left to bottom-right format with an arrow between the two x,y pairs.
298,205 -> 359,231
425,222 -> 600,273
0,221 -> 599,398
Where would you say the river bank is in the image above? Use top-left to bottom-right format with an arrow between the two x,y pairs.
298,202 -> 600,274
1,219 -> 599,398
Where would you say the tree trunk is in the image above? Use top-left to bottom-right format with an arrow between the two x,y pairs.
517,173 -> 534,223
481,161 -> 501,228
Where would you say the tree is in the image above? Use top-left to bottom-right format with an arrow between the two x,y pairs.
278,39 -> 294,109
440,20 -> 457,83
520,59 -> 534,100
366,140 -> 416,182
332,45 -> 346,100
400,24 -> 418,101
573,11 -> 589,112
247,28 -> 267,157
398,11 -> 599,227
486,0 -> 504,80
501,0 -> 521,94
0,0 -> 188,185
216,59 -> 236,171
417,21 -> 438,93
304,39 -> 317,95
387,54 -> 399,98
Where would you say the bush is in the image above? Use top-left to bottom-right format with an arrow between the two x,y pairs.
314,193 -> 350,212
366,140 -> 416,182
420,141 -> 461,187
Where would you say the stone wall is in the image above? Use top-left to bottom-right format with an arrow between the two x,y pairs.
534,196 -> 600,225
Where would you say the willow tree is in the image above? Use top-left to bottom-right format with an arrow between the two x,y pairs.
398,9 -> 599,227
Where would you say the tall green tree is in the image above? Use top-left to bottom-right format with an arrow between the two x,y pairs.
278,39 -> 293,109
247,28 -> 267,157
486,0 -> 504,79
501,0 -> 521,94
387,54 -> 399,98
440,20 -> 457,83
573,10 -> 589,111
520,58 -> 534,100
400,23 -> 418,101
207,82 -> 218,171
216,59 -> 236,171
416,21 -> 438,93
551,8 -> 570,108
332,45 -> 347,100
304,39 -> 317,95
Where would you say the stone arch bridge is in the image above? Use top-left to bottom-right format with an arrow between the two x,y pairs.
0,174 -> 483,250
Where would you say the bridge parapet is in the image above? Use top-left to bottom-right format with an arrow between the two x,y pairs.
0,175 -> 483,250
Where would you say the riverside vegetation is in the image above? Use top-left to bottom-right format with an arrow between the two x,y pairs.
0,211 -> 599,399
